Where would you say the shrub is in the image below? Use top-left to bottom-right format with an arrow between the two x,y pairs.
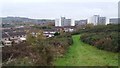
80,32 -> 119,52
79,24 -> 119,52
2,32 -> 73,66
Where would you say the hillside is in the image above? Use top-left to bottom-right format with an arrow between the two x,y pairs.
54,35 -> 118,66
1,17 -> 55,24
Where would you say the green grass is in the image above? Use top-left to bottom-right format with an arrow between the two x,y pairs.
54,35 -> 118,66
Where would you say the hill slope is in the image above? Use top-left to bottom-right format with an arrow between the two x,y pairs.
54,35 -> 118,66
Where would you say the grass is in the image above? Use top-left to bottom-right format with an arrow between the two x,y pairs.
54,35 -> 118,66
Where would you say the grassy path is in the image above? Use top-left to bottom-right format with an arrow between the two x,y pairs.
54,35 -> 118,66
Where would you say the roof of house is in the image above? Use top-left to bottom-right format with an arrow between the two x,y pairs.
43,29 -> 57,32
2,33 -> 9,38
4,41 -> 12,43
55,26 -> 75,29
43,33 -> 55,34
20,37 -> 26,40
2,29 -> 13,32
8,32 -> 26,37
3,27 -> 30,33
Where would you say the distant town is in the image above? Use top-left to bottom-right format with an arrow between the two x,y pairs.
1,15 -> 119,46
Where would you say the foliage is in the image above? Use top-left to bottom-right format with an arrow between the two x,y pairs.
2,31 -> 73,66
80,24 -> 119,52
26,30 -> 46,45
72,24 -> 119,35
54,32 -> 60,36
32,25 -> 53,29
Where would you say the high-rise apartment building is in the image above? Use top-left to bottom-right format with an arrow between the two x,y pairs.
55,19 -> 61,26
109,18 -> 119,24
75,19 -> 87,26
88,15 -> 106,25
98,17 -> 106,25
55,17 -> 72,26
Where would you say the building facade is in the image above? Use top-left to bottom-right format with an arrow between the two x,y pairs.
98,17 -> 106,25
88,15 -> 106,25
75,19 -> 87,26
109,18 -> 118,24
55,19 -> 61,26
55,17 -> 72,27
61,17 -> 71,26
92,15 -> 99,25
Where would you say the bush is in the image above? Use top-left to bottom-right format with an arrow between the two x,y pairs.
79,24 -> 119,52
80,32 -> 119,52
2,32 -> 73,66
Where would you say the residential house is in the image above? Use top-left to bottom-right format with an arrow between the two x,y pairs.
2,32 -> 27,46
55,26 -> 75,32
43,29 -> 58,38
8,32 -> 26,44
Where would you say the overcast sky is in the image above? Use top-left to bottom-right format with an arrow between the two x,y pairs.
0,0 -> 119,20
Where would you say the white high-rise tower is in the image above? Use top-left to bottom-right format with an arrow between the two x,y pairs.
55,19 -> 61,26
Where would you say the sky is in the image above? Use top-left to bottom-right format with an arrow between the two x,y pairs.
0,0 -> 119,20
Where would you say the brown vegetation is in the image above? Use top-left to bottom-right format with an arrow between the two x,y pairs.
2,32 -> 73,66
